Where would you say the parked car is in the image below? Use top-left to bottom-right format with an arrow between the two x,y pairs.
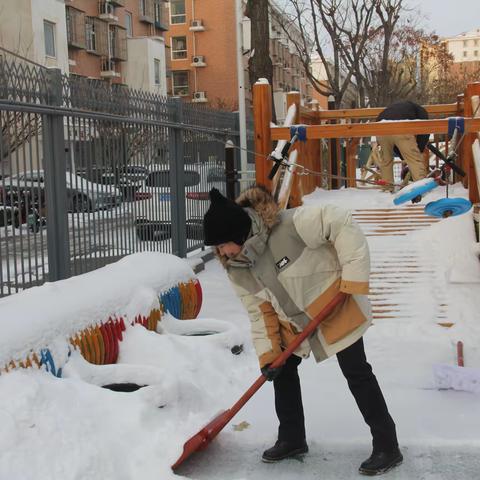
76,165 -> 148,201
134,163 -> 225,241
3,170 -> 123,213
0,184 -> 46,230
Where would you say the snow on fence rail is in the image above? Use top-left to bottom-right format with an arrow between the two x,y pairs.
0,253 -> 202,376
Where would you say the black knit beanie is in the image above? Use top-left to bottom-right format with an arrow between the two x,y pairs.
203,188 -> 252,246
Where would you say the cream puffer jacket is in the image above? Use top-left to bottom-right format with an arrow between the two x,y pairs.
223,187 -> 372,368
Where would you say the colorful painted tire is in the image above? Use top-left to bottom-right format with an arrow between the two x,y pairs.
424,198 -> 472,218
393,178 -> 438,205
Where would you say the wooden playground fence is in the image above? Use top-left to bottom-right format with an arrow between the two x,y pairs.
253,82 -> 480,206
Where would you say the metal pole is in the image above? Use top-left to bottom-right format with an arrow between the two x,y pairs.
235,0 -> 248,186
328,94 -> 339,189
42,68 -> 71,281
169,97 -> 187,258
225,140 -> 237,200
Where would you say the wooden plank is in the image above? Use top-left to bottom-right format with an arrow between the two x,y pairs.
271,118 -> 480,140
315,103 -> 457,121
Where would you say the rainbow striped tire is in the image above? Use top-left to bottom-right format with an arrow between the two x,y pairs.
393,178 -> 438,206
424,198 -> 472,218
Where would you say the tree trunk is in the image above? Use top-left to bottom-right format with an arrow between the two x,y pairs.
246,0 -> 276,122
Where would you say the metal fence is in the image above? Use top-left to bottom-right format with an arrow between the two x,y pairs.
0,53 -> 251,296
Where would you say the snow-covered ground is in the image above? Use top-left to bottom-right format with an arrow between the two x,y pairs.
1,184 -> 480,479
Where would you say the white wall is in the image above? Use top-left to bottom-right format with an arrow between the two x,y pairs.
445,29 -> 480,63
124,37 -> 167,95
0,0 -> 69,73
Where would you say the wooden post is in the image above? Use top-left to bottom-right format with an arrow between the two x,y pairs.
253,82 -> 273,189
462,82 -> 480,204
456,93 -> 465,182
346,137 -> 360,188
286,92 -> 303,207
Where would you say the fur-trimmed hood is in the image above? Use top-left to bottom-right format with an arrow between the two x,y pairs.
215,185 -> 280,266
235,185 -> 280,230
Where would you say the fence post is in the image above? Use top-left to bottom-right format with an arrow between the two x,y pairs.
42,68 -> 71,281
225,140 -> 237,200
253,81 -> 272,189
169,97 -> 187,258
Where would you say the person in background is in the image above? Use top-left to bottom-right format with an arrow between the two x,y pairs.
202,186 -> 402,476
375,100 -> 430,191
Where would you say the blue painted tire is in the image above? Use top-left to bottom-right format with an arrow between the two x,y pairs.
424,198 -> 472,218
393,178 -> 438,205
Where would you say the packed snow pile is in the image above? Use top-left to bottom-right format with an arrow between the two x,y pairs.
0,253 -> 202,375
1,184 -> 480,480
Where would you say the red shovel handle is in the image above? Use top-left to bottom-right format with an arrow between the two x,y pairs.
171,292 -> 347,470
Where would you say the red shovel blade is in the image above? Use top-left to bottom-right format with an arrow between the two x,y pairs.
171,409 -> 230,470
171,292 -> 346,471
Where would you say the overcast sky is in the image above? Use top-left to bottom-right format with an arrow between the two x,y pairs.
408,0 -> 479,37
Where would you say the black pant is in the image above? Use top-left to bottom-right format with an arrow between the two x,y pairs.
273,337 -> 398,452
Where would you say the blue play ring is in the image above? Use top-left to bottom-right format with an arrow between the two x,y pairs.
424,198 -> 472,218
393,178 -> 438,205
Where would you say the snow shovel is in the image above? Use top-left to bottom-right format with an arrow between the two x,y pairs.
433,341 -> 480,394
171,292 -> 347,470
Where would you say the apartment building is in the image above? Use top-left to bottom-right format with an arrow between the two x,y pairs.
164,0 -> 322,116
443,28 -> 480,63
0,0 -> 70,73
65,0 -> 169,94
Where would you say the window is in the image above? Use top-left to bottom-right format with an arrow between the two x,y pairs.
125,12 -> 133,36
463,50 -> 467,57
463,40 -> 468,47
475,50 -> 479,57
170,0 -> 186,24
154,58 -> 161,85
172,70 -> 189,95
171,36 -> 187,60
154,0 -> 161,24
43,20 -> 56,57
85,17 -> 96,51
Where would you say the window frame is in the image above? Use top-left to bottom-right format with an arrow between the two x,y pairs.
85,17 -> 96,52
171,36 -> 187,60
125,11 -> 133,37
43,20 -> 56,58
172,70 -> 189,96
154,58 -> 161,86
170,0 -> 186,24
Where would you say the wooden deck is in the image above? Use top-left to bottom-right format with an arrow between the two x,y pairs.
353,206 -> 449,324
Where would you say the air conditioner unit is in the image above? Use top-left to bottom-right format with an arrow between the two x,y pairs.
189,19 -> 205,31
99,1 -> 118,22
191,55 -> 206,67
192,91 -> 207,102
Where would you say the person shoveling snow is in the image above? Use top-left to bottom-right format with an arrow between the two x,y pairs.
200,186 -> 403,476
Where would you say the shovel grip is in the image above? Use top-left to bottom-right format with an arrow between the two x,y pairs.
269,292 -> 347,369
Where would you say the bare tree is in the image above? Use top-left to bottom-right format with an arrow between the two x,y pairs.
279,0 -> 379,107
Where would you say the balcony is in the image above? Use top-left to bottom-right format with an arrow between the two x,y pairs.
66,6 -> 86,49
154,1 -> 169,31
98,1 -> 118,23
139,0 -> 155,24
109,25 -> 127,61
85,17 -> 109,57
109,0 -> 125,5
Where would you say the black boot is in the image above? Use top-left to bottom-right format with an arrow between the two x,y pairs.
359,448 -> 403,476
262,439 -> 308,463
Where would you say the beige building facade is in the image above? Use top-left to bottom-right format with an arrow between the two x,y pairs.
443,28 -> 480,63
164,0 -> 323,117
